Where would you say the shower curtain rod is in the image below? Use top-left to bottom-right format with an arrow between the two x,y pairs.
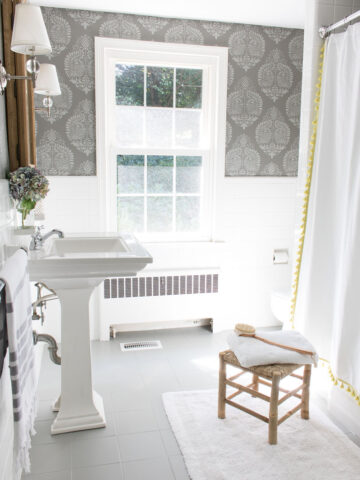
319,9 -> 360,38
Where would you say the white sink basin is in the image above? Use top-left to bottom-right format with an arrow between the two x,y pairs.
50,237 -> 128,255
27,232 -> 152,435
28,232 -> 152,282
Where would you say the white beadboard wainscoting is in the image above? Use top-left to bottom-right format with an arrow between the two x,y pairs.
41,175 -> 297,342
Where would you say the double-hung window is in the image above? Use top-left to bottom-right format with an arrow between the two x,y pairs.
95,38 -> 227,240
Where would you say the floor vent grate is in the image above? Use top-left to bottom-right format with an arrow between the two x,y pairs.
120,340 -> 162,352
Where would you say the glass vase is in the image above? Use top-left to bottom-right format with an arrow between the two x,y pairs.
15,208 -> 35,232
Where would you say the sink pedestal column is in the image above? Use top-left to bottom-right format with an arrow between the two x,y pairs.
50,282 -> 106,435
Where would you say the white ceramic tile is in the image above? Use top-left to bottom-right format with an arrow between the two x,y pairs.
152,397 -> 172,430
72,463 -> 124,480
46,176 -> 99,199
160,429 -> 182,456
93,366 -> 144,391
27,443 -> 71,475
114,409 -> 158,435
70,436 -> 121,468
145,378 -> 182,395
32,420 -> 68,446
22,471 -> 71,480
168,455 -> 190,480
117,431 -> 167,462
36,400 -> 57,421
123,457 -> 175,480
334,4 -> 354,21
334,0 -> 354,6
107,387 -> 152,412
319,3 -> 338,24
36,382 -> 60,402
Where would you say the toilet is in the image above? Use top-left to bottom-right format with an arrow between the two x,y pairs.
270,289 -> 291,325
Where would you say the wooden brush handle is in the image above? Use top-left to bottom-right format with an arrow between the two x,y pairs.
240,333 -> 314,357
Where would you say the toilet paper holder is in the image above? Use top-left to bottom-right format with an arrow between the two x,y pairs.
273,249 -> 289,264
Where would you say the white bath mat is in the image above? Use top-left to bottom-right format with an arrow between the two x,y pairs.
162,390 -> 360,480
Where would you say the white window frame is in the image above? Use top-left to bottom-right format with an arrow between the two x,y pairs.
95,37 -> 228,241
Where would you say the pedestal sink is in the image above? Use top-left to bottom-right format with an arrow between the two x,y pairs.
28,233 -> 152,434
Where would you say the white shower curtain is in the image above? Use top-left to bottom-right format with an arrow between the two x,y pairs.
296,23 -> 360,393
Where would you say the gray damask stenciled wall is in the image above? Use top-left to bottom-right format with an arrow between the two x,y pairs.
36,9 -> 303,176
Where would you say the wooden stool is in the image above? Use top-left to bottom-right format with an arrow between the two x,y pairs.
218,350 -> 312,445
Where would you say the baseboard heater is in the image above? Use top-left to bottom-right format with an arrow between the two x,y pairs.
100,271 -> 219,339
111,318 -> 213,338
103,272 -> 219,299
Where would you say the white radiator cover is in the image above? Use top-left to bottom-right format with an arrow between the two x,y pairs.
99,269 -> 221,340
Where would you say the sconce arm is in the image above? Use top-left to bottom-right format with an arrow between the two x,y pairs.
0,60 -> 36,94
5,73 -> 33,81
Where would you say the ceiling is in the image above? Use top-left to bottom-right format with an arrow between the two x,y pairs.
28,0 -> 305,29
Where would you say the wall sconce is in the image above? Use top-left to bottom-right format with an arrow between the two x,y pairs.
0,3 -> 52,95
34,64 -> 61,116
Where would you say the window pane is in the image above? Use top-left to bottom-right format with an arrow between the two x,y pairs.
145,109 -> 173,147
116,107 -> 144,146
115,64 -> 144,106
176,156 -> 202,193
147,196 -> 173,232
147,156 -> 173,194
117,196 -> 144,232
176,68 -> 202,109
177,68 -> 202,87
175,110 -> 201,147
176,196 -> 200,232
146,67 -> 174,107
117,155 -> 144,194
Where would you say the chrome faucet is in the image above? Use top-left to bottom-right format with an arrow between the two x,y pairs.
30,226 -> 64,250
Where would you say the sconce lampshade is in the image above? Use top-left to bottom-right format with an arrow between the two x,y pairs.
11,4 -> 52,55
35,64 -> 61,96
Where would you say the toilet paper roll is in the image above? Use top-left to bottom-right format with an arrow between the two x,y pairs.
273,249 -> 289,264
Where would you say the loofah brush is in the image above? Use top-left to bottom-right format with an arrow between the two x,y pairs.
234,323 -> 256,335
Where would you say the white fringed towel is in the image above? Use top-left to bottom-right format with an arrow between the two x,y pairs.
0,250 -> 37,479
227,330 -> 318,368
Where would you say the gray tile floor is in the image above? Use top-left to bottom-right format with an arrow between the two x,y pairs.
23,327 -> 226,480
23,327 -> 360,480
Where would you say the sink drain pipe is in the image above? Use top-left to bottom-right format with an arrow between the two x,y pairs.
33,331 -> 61,365
32,282 -> 61,365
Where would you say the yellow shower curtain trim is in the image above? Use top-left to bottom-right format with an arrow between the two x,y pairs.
289,43 -> 360,407
319,358 -> 360,406
289,44 -> 325,329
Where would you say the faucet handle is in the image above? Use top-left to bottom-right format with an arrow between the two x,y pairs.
30,226 -> 44,250
34,225 -> 44,234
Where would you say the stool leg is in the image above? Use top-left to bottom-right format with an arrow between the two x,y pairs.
301,365 -> 312,420
268,372 -> 280,445
252,374 -> 259,396
218,353 -> 226,419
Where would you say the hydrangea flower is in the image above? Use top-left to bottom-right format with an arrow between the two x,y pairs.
8,167 -> 49,227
